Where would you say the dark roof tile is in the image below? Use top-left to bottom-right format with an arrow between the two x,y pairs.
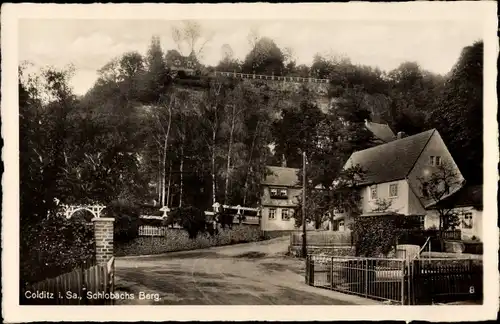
262,166 -> 300,187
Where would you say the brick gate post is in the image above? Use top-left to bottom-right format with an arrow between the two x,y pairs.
92,217 -> 115,264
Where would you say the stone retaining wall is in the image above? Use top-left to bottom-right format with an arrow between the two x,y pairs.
288,245 -> 356,258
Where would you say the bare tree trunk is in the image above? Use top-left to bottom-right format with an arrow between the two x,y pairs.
160,105 -> 172,206
161,136 -> 167,206
211,130 -> 216,206
179,143 -> 184,208
243,121 -> 260,206
224,104 -> 236,205
166,163 -> 172,207
157,147 -> 161,204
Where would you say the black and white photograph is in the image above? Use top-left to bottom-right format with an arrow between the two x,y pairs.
1,2 -> 498,322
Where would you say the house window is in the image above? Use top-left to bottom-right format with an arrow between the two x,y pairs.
422,182 -> 429,198
270,188 -> 288,199
269,208 -> 276,220
462,213 -> 473,229
389,183 -> 398,198
370,185 -> 378,200
338,220 -> 345,231
281,208 -> 291,221
419,216 -> 425,229
430,156 -> 442,166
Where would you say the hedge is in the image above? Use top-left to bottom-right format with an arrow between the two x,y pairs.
20,216 -> 95,286
115,224 -> 265,256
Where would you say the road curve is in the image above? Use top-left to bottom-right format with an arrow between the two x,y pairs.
114,237 -> 380,305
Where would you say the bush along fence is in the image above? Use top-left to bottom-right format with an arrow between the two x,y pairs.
21,217 -> 116,305
305,255 -> 483,305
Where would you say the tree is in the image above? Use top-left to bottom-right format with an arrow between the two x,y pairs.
242,37 -> 285,75
385,61 -> 444,135
216,44 -> 242,72
171,20 -> 214,59
143,35 -> 173,103
417,161 -> 464,249
272,92 -> 325,168
429,41 -> 483,184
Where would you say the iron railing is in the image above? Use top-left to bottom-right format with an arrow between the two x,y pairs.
306,255 -> 407,304
305,254 -> 483,305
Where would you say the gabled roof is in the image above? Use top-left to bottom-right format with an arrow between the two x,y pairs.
430,184 -> 483,210
262,166 -> 300,187
365,121 -> 396,143
344,129 -> 436,186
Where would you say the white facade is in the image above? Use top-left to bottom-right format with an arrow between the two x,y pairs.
425,207 -> 483,241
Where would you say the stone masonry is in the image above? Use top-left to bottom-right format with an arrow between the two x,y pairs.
92,217 -> 115,264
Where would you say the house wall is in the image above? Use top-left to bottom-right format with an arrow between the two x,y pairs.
361,179 -> 410,214
408,183 -> 427,215
425,207 -> 483,241
260,186 -> 302,231
407,131 -> 465,207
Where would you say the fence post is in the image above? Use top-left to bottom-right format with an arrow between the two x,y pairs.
364,259 -> 368,297
330,257 -> 334,289
305,255 -> 309,284
401,259 -> 405,305
92,217 -> 115,265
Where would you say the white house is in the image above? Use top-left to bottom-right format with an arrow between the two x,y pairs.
259,166 -> 318,232
426,184 -> 483,241
336,129 -> 468,235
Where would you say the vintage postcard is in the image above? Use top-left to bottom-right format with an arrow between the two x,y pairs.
1,2 -> 498,322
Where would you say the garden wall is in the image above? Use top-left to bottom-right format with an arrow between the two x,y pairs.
115,224 -> 269,256
288,245 -> 356,258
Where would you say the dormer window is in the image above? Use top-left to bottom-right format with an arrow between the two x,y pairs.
270,188 -> 288,199
174,59 -> 181,66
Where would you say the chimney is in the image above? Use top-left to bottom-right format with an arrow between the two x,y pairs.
281,154 -> 287,167
397,131 -> 407,139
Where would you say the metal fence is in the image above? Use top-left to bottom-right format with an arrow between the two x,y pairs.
306,254 -> 483,305
291,231 -> 352,247
138,225 -> 169,236
306,255 -> 406,304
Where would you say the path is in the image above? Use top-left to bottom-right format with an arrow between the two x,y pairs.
114,237 -> 380,305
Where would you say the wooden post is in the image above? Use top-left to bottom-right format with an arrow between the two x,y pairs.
302,151 -> 307,259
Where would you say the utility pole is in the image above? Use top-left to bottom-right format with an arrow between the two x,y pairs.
302,150 -> 307,258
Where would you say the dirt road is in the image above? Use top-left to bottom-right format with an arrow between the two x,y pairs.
114,237 -> 380,305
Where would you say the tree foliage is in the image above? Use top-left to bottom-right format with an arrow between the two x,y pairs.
20,30 -> 484,260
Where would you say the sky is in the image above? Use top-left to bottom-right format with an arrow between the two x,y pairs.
18,19 -> 484,96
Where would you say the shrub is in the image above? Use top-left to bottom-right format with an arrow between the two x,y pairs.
104,199 -> 141,242
20,216 -> 95,286
169,206 -> 208,239
353,214 -> 421,257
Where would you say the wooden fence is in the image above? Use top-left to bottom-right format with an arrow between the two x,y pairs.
22,257 -> 115,305
290,231 -> 353,247
409,258 -> 482,304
